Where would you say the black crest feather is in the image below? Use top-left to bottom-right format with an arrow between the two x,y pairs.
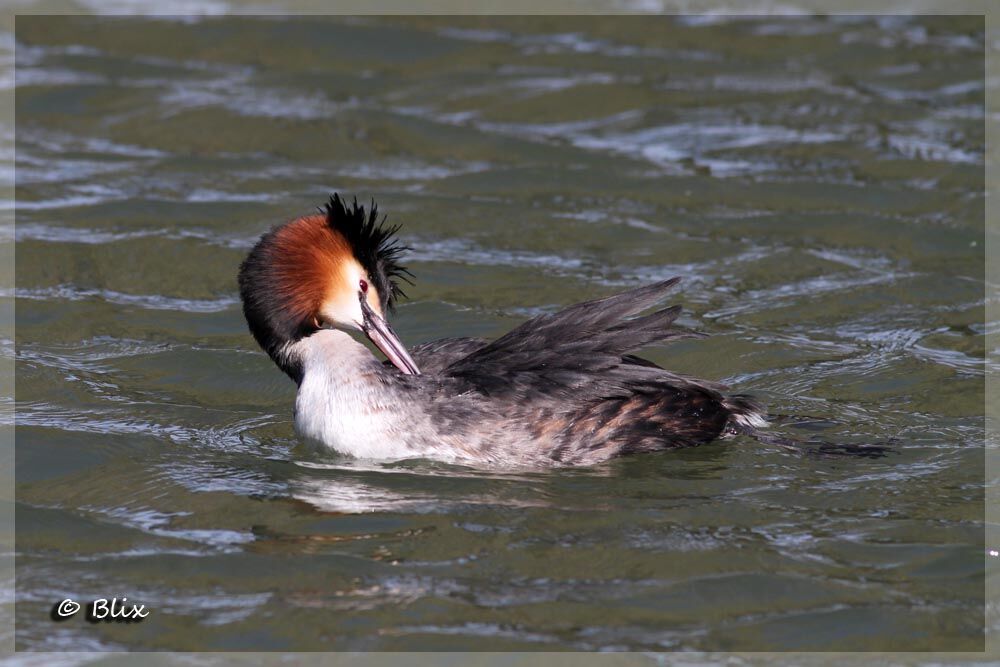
323,193 -> 413,312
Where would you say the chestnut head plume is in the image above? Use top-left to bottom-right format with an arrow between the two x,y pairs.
237,194 -> 414,383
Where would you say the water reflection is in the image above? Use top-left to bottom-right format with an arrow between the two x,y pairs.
286,459 -> 554,515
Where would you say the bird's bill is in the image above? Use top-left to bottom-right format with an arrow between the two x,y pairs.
360,300 -> 421,375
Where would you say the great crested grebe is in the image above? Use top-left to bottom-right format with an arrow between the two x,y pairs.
238,194 -> 767,466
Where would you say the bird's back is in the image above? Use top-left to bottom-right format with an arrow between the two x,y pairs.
398,279 -> 764,465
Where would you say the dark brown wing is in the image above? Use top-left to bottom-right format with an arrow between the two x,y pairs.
544,386 -> 732,464
441,278 -> 712,397
398,279 -> 764,463
386,337 -> 488,375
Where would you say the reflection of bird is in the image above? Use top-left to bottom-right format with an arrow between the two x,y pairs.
238,194 -> 765,466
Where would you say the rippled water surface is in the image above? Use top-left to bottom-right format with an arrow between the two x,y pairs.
11,14 -> 986,653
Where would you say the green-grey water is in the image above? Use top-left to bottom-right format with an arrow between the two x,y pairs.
11,14 -> 986,653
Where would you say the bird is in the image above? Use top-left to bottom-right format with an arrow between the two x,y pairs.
238,193 -> 767,467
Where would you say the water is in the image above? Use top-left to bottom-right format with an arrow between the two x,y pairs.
10,14 -> 987,654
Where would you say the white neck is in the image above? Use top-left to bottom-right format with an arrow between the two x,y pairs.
291,329 -> 419,459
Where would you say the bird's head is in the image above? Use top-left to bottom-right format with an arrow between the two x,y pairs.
238,194 -> 419,383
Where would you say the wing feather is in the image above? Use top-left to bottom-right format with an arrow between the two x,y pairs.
441,278 -> 718,397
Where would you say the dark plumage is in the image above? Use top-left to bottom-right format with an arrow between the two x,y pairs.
387,279 -> 765,465
237,224 -> 313,384
323,194 -> 412,313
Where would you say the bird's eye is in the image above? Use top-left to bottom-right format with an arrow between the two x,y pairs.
359,279 -> 369,294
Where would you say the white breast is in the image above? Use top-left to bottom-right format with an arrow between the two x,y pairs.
292,330 -> 417,460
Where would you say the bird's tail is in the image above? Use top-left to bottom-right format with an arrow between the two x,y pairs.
722,393 -> 768,431
723,399 -> 894,459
